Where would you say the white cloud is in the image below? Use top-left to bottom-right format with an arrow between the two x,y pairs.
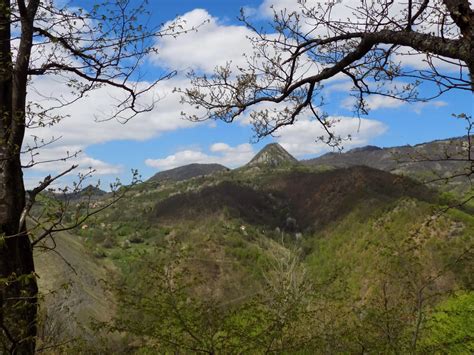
145,150 -> 209,170
257,0 -> 465,74
412,100 -> 448,114
392,48 -> 466,73
276,116 -> 387,157
23,73 -> 203,177
363,96 -> 405,111
23,144 -> 122,176
256,0 -> 406,34
210,142 -> 232,153
145,143 -> 255,170
342,94 -> 449,113
324,80 -> 353,94
145,116 -> 387,172
153,8 -> 317,80
26,75 -> 197,146
153,9 -> 254,72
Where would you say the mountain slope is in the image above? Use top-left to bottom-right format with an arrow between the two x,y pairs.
152,166 -> 434,231
304,137 -> 471,186
35,230 -> 115,345
35,139 -> 473,353
148,163 -> 229,183
110,163 -> 472,353
44,185 -> 107,202
264,165 -> 434,230
245,143 -> 298,168
153,180 -> 286,227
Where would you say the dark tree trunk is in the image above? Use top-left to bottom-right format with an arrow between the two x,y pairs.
0,159 -> 37,355
0,0 -> 38,353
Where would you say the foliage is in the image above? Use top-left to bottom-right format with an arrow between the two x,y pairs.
106,193 -> 474,353
420,292 -> 474,353
34,161 -> 474,353
113,240 -> 318,353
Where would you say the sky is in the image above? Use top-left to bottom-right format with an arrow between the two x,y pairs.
23,0 -> 473,190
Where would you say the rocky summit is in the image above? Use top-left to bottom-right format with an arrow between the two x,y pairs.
245,143 -> 299,168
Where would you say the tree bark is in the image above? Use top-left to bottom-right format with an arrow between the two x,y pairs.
0,0 -> 38,353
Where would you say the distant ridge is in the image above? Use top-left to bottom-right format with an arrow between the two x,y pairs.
44,184 -> 107,202
148,136 -> 470,185
148,163 -> 229,183
347,145 -> 382,153
153,165 -> 434,230
245,143 -> 298,168
303,136 -> 471,182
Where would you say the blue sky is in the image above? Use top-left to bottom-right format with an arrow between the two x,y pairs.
23,0 -> 473,189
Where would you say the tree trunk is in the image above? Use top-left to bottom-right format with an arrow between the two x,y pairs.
0,0 -> 37,353
0,155 -> 37,355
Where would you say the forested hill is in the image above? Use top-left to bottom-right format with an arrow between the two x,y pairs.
36,139 -> 474,353
303,136 -> 471,188
148,163 -> 229,183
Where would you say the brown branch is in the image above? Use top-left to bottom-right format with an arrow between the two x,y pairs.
34,243 -> 78,275
32,26 -> 102,67
18,165 -> 77,235
30,178 -> 137,248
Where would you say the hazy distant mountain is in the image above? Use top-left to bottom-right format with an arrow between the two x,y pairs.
303,136 -> 471,187
148,163 -> 229,183
42,184 -> 107,202
79,185 -> 107,197
245,143 -> 299,168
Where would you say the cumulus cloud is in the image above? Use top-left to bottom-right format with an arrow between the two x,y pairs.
153,9 -> 254,72
23,71 -> 202,178
258,0 -> 349,21
22,144 -> 122,189
26,75 -> 197,146
341,96 -> 405,111
145,143 -> 255,170
23,143 -> 122,177
342,94 -> 448,112
412,100 -> 448,114
392,49 -> 466,73
276,116 -> 388,157
256,0 -> 408,35
153,8 -> 317,79
257,0 -> 464,73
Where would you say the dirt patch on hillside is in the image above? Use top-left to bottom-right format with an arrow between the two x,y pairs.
35,231 -> 116,345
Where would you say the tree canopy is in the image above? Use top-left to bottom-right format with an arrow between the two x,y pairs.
0,1 -> 191,352
182,0 -> 473,144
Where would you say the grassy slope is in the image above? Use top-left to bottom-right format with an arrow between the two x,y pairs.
35,230 -> 116,345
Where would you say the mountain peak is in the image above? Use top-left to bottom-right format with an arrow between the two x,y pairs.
246,143 -> 298,168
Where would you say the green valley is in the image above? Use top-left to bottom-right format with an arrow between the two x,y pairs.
34,141 -> 473,354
